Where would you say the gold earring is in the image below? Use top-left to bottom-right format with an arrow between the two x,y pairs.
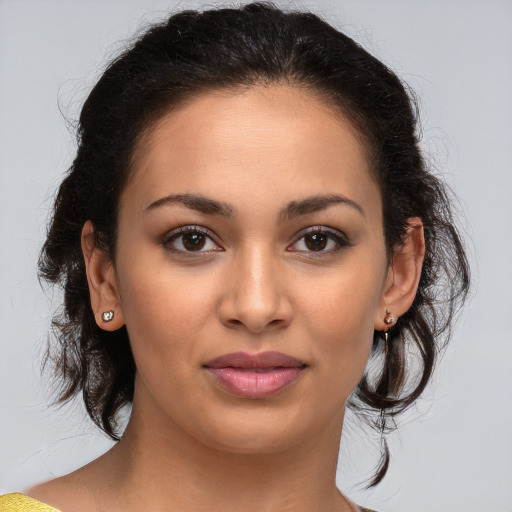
384,309 -> 396,329
383,309 -> 396,351
102,310 -> 115,323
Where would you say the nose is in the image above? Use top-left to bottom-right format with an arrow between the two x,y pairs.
217,246 -> 293,333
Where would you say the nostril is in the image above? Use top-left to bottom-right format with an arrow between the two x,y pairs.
224,317 -> 285,332
218,291 -> 293,333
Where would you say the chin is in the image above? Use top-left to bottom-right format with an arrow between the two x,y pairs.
185,403 -> 338,456
199,428 -> 306,456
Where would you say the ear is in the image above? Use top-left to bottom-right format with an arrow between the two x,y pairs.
81,220 -> 125,331
375,217 -> 425,330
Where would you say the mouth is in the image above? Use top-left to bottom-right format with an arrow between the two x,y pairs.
203,351 -> 307,399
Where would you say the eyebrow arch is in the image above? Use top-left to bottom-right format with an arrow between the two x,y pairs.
280,194 -> 365,220
144,192 -> 363,220
144,193 -> 234,217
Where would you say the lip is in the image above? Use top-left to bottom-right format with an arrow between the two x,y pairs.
204,351 -> 306,399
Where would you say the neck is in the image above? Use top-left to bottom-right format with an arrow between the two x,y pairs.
90,383 -> 351,512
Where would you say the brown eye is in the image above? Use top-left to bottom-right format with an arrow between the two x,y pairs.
304,232 -> 328,251
287,227 -> 350,254
182,232 -> 206,251
164,227 -> 222,254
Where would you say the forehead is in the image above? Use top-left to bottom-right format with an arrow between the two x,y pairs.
122,85 -> 380,218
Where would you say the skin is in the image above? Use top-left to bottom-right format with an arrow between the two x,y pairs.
29,85 -> 424,512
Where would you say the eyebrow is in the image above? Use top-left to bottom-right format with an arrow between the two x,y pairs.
144,192 -> 364,219
144,193 -> 234,217
279,194 -> 365,220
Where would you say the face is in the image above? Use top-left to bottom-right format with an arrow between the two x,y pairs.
103,86 -> 392,453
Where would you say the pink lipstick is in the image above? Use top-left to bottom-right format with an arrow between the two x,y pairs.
204,351 -> 306,398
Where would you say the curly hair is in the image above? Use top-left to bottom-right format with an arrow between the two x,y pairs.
39,2 -> 470,486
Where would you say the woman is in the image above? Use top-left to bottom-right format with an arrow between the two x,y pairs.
0,3 -> 469,511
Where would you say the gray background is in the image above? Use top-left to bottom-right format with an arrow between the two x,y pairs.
1,1 -> 511,511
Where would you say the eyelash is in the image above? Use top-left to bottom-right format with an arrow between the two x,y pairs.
161,225 -> 223,255
287,226 -> 352,256
161,225 -> 351,256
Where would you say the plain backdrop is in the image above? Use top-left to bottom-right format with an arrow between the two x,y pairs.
1,1 -> 511,511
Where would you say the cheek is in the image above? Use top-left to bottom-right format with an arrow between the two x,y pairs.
303,262 -> 384,338
115,256 -> 221,371
299,258 -> 385,386
118,241 -> 217,318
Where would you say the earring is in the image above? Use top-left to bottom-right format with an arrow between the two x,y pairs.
383,309 -> 396,352
102,310 -> 115,323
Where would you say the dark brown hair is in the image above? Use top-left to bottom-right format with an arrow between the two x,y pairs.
39,2 -> 470,486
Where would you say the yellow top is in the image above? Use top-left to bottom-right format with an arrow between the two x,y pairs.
0,492 -> 378,511
0,493 -> 61,512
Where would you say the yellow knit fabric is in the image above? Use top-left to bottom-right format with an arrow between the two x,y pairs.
0,493 -> 61,512
0,492 -> 379,512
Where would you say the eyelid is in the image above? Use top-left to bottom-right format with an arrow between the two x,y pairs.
161,225 -> 224,254
287,225 -> 353,254
160,224 -> 351,255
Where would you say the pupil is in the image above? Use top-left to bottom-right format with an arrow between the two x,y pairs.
305,233 -> 327,251
183,233 -> 206,251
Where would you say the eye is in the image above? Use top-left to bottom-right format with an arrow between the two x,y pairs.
163,226 -> 223,254
288,227 -> 350,254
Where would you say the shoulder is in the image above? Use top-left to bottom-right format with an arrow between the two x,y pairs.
0,493 -> 61,512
